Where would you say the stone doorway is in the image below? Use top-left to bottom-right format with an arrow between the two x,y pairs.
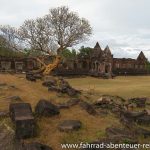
105,64 -> 111,73
74,62 -> 77,69
82,61 -> 88,69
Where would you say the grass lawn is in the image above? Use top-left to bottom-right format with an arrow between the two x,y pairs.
67,76 -> 150,99
0,74 -> 150,149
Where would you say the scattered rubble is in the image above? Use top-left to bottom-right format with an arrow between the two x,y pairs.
66,98 -> 80,107
120,110 -> 147,122
26,73 -> 36,82
94,97 -> 114,109
106,126 -> 133,139
93,96 -> 124,117
79,101 -> 97,115
133,127 -> 150,138
42,79 -> 57,87
128,97 -> 147,107
97,109 -> 108,116
35,99 -> 60,117
9,103 -> 36,139
136,114 -> 150,125
2,75 -> 150,149
33,74 -> 43,79
58,120 -> 82,132
43,77 -> 80,96
56,98 -> 80,109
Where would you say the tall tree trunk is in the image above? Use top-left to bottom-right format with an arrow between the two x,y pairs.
32,47 -> 63,75
43,56 -> 61,75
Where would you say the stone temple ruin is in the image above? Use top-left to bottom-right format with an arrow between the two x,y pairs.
0,56 -> 37,72
56,42 -> 149,77
0,42 -> 149,77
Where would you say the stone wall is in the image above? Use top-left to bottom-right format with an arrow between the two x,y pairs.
113,58 -> 148,75
0,43 -> 149,76
0,56 -> 37,72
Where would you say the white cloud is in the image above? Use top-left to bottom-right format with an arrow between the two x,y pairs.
0,0 -> 150,60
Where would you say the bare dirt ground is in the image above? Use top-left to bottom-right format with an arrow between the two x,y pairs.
0,74 -> 150,150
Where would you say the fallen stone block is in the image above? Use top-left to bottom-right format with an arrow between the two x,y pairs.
42,79 -> 56,87
106,127 -> 131,138
105,127 -> 137,144
58,120 -> 82,132
79,101 -> 97,115
134,127 -> 150,138
136,114 -> 150,125
35,99 -> 60,117
128,97 -> 147,107
66,98 -> 80,107
48,86 -> 61,92
26,73 -> 36,82
120,110 -> 147,122
9,103 -> 36,139
66,88 -> 78,96
94,99 -> 112,109
33,74 -> 42,79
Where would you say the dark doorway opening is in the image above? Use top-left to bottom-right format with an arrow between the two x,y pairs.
74,62 -> 77,69
82,61 -> 87,69
105,65 -> 110,73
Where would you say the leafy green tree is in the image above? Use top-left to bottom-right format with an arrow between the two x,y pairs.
146,61 -> 150,73
61,48 -> 77,59
24,48 -> 43,57
78,46 -> 92,57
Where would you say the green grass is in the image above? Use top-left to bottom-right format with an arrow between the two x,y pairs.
67,76 -> 150,99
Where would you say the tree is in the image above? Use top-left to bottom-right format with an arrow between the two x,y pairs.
0,25 -> 21,51
46,6 -> 92,54
61,48 -> 77,59
78,46 -> 92,57
0,35 -> 8,48
19,17 -> 56,55
146,61 -> 150,74
1,6 -> 92,75
19,6 -> 92,75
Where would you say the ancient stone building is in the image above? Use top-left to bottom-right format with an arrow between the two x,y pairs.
89,42 -> 113,76
0,56 -> 37,72
0,42 -> 149,76
56,42 -> 149,76
112,51 -> 148,75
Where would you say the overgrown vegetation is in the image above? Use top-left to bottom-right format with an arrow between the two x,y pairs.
61,46 -> 93,60
146,61 -> 150,72
0,47 -> 25,57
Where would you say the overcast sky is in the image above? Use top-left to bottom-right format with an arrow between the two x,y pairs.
1,0 -> 150,60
